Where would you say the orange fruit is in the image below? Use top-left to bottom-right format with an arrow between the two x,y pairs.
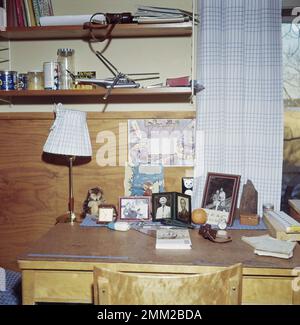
192,208 -> 207,224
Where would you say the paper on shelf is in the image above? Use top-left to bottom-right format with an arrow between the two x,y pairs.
39,14 -> 106,26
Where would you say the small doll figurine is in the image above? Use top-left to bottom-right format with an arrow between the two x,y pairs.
182,177 -> 194,196
143,181 -> 153,196
83,187 -> 105,217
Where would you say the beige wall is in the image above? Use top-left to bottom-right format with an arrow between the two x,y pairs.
0,0 -> 196,112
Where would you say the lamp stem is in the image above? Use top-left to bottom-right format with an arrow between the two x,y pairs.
69,156 -> 76,223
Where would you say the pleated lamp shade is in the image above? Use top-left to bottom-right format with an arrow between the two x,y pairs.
43,106 -> 92,157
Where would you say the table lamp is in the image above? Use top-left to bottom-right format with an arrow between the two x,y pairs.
43,104 -> 92,224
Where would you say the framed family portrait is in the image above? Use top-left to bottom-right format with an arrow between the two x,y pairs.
201,172 -> 241,226
119,196 -> 151,221
152,192 -> 191,224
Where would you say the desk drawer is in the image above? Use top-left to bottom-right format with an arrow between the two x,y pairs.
34,271 -> 93,304
242,276 -> 293,305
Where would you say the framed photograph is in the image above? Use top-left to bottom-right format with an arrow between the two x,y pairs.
176,194 -> 191,224
119,196 -> 151,221
152,192 -> 173,221
182,177 -> 193,196
97,204 -> 118,224
201,172 -> 241,226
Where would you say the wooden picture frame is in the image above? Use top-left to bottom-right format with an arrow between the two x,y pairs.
201,172 -> 241,226
119,196 -> 151,221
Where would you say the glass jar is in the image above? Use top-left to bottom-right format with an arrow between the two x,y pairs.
262,203 -> 274,216
57,48 -> 75,89
27,71 -> 44,90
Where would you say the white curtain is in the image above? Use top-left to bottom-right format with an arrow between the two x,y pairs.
193,0 -> 283,214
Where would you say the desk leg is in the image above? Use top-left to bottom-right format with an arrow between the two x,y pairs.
22,270 -> 36,305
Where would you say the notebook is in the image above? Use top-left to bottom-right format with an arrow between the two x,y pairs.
241,234 -> 296,259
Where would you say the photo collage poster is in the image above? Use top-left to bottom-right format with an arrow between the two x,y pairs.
128,119 -> 195,167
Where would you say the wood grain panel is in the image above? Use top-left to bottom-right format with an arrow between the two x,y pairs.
0,112 -> 194,270
242,277 -> 293,304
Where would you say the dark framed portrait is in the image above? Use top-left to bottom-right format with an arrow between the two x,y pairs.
152,192 -> 173,221
182,177 -> 193,196
201,172 -> 241,225
119,196 -> 151,221
176,194 -> 191,224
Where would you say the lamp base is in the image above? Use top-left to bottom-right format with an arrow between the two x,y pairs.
55,212 -> 82,224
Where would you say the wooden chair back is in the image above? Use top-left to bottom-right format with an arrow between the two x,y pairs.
93,263 -> 242,305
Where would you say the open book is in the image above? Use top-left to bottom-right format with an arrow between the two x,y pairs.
242,235 -> 296,259
156,229 -> 192,249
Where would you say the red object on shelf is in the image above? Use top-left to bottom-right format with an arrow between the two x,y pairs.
166,76 -> 190,87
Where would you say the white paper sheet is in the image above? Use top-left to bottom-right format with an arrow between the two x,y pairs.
40,14 -> 106,26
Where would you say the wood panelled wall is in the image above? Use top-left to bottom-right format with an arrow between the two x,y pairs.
0,111 -> 195,271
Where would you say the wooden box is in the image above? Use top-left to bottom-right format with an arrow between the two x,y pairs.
240,213 -> 259,226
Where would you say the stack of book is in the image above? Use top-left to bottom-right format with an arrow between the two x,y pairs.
156,228 -> 192,249
242,234 -> 296,259
6,0 -> 53,27
133,5 -> 192,24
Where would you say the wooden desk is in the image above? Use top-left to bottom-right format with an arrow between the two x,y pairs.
18,224 -> 300,305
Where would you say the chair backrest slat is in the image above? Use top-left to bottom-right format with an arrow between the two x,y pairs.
93,263 -> 242,305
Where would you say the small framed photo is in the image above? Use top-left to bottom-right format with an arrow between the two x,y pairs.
201,172 -> 241,226
97,204 -> 118,224
182,177 -> 193,196
119,196 -> 151,221
176,194 -> 191,224
152,192 -> 173,221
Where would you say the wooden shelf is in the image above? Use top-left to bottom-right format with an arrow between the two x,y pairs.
0,22 -> 192,40
0,87 -> 192,104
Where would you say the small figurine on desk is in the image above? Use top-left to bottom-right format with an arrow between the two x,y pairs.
182,177 -> 193,196
143,181 -> 153,196
83,187 -> 105,217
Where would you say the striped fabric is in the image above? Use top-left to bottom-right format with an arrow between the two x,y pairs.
43,103 -> 92,157
193,0 -> 283,214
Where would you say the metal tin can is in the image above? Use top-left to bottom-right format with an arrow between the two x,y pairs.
18,73 -> 27,90
43,61 -> 61,90
0,71 -> 18,90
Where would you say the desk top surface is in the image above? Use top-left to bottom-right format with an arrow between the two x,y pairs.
18,224 -> 300,270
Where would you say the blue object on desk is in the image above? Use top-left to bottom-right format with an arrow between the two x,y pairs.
80,215 -> 107,227
227,218 -> 267,230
